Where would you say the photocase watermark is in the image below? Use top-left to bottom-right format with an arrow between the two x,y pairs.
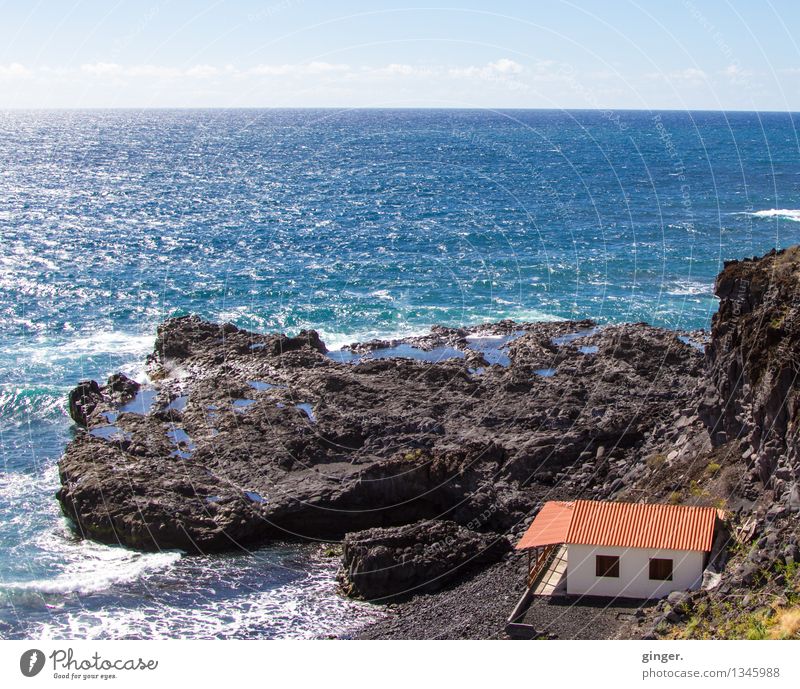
428,500 -> 500,557
20,649 -> 45,678
652,113 -> 696,236
18,647 -> 159,681
110,5 -> 162,61
247,0 -> 305,23
731,278 -> 750,317
682,0 -> 758,93
556,63 -> 629,133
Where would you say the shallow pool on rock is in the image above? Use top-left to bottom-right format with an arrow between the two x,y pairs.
89,425 -> 131,441
552,327 -> 600,346
464,330 -> 525,367
119,388 -> 157,415
296,403 -> 316,422
166,395 -> 189,412
327,342 -> 465,364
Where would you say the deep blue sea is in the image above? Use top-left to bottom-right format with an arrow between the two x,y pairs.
1,109 -> 799,639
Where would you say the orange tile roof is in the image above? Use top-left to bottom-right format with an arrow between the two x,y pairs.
515,499 -> 717,552
566,499 -> 717,552
515,501 -> 574,550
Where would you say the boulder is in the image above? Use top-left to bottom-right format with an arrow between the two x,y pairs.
339,519 -> 511,600
67,380 -> 103,427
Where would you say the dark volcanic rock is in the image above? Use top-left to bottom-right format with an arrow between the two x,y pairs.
106,373 -> 140,400
151,314 -> 326,363
700,247 -> 800,503
68,380 -> 103,427
339,519 -> 511,600
67,374 -> 140,427
58,314 -> 704,552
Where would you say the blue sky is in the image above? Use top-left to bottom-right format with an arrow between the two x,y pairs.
1,0 -> 799,108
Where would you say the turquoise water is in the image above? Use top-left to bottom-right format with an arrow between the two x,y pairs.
1,109 -> 799,638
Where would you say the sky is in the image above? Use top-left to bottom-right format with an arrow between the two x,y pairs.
1,0 -> 799,109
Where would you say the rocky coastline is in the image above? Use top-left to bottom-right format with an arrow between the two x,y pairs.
57,247 -> 800,639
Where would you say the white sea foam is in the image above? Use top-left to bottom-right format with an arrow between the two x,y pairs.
57,331 -> 154,358
6,543 -> 182,596
746,209 -> 800,222
466,332 -> 508,341
665,280 -> 713,296
319,308 -> 563,352
11,331 -> 154,365
0,385 -> 69,425
1,464 -> 181,597
316,326 -> 433,352
0,462 -> 59,498
32,558 -> 382,640
494,308 -> 564,323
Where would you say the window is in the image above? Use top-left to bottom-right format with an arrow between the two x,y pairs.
649,558 -> 673,581
595,554 -> 620,578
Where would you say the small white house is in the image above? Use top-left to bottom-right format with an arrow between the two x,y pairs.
515,499 -> 719,600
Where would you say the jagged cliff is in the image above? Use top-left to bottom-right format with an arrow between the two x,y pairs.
701,247 -> 800,508
638,247 -> 800,640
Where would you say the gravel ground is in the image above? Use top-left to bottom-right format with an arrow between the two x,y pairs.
351,551 -> 652,640
353,554 -> 526,639
519,595 -> 649,639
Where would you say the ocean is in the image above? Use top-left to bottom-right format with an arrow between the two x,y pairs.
0,108 -> 798,638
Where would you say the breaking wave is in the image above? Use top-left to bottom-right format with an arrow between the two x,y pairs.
746,209 -> 800,223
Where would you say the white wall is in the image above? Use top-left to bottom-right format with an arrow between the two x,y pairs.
565,543 -> 705,599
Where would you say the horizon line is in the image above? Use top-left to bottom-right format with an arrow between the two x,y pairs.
1,106 -> 799,114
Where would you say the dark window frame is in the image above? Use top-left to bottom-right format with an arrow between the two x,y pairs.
649,558 -> 674,581
595,554 -> 620,578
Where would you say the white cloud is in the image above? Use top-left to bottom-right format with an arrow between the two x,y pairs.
449,58 -> 524,79
359,64 -> 439,80
720,64 -> 754,84
249,61 -> 349,76
126,65 -> 182,79
306,61 -> 349,74
81,63 -> 206,79
7,59 -> 531,87
647,67 -> 707,84
379,63 -> 428,76
674,68 -> 707,82
0,62 -> 32,79
185,64 -> 223,78
489,58 -> 523,75
81,62 -> 123,77
382,63 -> 417,76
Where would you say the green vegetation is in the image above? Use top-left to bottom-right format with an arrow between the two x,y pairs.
774,558 -> 799,582
402,448 -> 425,462
769,314 -> 786,330
689,480 -> 704,497
670,554 -> 800,639
769,607 -> 800,639
646,453 -> 667,469
322,544 -> 342,558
